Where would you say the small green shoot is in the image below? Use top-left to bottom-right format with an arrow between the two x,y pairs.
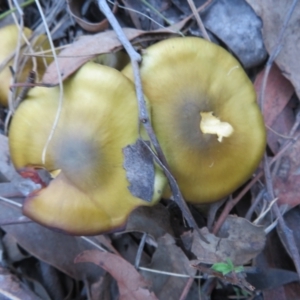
211,258 -> 244,275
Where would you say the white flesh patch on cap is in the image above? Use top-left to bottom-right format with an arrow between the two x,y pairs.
200,112 -> 234,142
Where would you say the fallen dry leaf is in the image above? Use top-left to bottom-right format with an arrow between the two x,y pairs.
246,268 -> 299,291
0,202 -> 103,282
246,0 -> 300,98
42,28 -> 179,85
254,64 -> 295,153
141,233 -> 196,299
265,104 -> 295,155
255,219 -> 300,299
75,250 -> 158,300
192,215 -> 266,265
42,28 -> 144,84
42,14 -> 192,85
273,131 -> 300,207
125,204 -> 174,240
277,208 -> 300,275
254,64 -> 294,128
67,0 -> 117,32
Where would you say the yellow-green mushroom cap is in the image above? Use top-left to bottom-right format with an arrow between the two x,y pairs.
122,37 -> 266,204
0,24 -> 51,106
9,61 -> 166,235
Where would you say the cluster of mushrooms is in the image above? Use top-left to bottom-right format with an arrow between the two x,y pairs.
6,33 -> 266,235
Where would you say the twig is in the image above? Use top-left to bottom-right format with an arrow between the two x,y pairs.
9,81 -> 56,88
34,0 -> 64,165
212,172 -> 262,235
198,0 -> 214,12
253,196 -> 278,225
12,0 -> 23,15
207,197 -> 227,231
5,0 -> 24,131
135,232 -> 147,269
80,236 -> 108,252
0,218 -> 32,226
245,188 -> 265,220
8,0 -> 39,110
4,71 -> 36,127
140,0 -> 173,27
0,196 -> 22,207
179,276 -> 194,300
187,0 -> 210,41
139,266 -> 202,278
98,0 -> 208,243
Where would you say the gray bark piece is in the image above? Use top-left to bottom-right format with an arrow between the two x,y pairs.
123,139 -> 154,202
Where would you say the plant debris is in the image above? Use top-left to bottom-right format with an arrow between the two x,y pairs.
1,0 -> 300,298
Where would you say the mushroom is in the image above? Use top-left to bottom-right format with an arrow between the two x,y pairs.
0,24 -> 51,106
9,61 -> 166,235
122,37 -> 266,203
94,51 -> 129,70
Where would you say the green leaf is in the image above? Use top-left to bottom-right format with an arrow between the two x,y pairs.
211,259 -> 244,275
211,262 -> 232,275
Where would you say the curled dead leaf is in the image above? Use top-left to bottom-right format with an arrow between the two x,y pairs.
67,0 -> 117,32
75,250 -> 158,300
191,215 -> 266,265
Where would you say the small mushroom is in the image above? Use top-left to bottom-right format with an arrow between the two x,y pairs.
122,37 -> 266,203
0,24 -> 51,106
9,61 -> 166,235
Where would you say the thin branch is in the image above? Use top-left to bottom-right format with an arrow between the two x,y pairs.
187,0 -> 210,41
34,0 -> 64,165
98,0 -> 208,243
245,188 -> 265,220
139,266 -> 202,278
0,196 -> 22,207
135,232 -> 147,269
80,236 -> 108,252
0,218 -> 32,226
179,276 -> 195,300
